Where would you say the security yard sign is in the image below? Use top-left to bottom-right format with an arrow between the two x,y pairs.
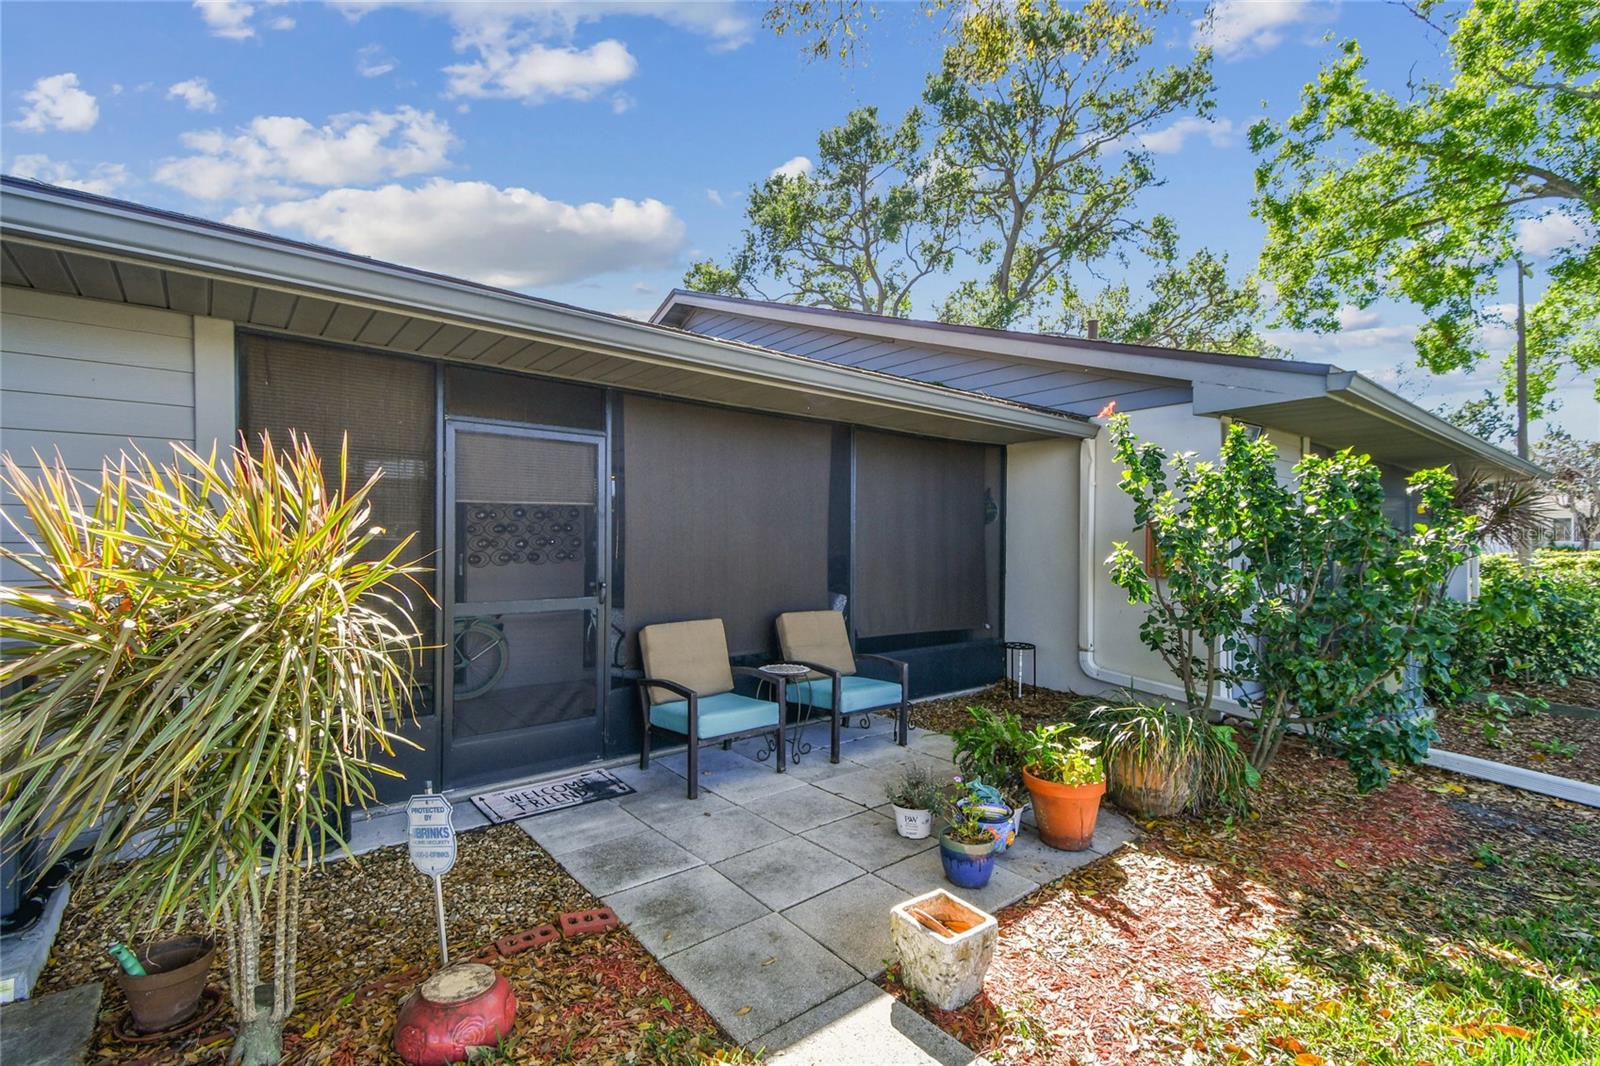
407,792 -> 457,877
407,790 -> 456,965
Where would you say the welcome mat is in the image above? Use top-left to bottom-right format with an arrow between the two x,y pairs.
471,769 -> 636,825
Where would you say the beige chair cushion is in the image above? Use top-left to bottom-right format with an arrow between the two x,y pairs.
639,618 -> 736,704
775,611 -> 857,678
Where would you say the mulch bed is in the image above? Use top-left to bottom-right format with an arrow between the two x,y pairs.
1434,696 -> 1600,786
34,823 -> 750,1065
887,686 -> 1600,1065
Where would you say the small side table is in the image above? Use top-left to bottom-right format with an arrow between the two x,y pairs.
755,663 -> 815,764
1002,641 -> 1036,699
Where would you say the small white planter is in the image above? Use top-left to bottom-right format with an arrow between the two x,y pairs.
892,804 -> 933,839
890,889 -> 997,1011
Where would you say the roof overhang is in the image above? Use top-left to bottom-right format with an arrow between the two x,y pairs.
1193,376 -> 1547,479
0,178 -> 1093,446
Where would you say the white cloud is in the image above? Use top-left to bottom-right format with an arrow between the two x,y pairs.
12,73 -> 98,133
770,155 -> 813,179
1108,116 -> 1238,155
194,0 -> 296,40
153,106 -> 455,201
1263,322 -> 1419,362
610,92 -> 635,115
705,188 -> 724,206
335,2 -> 753,53
167,78 -> 219,113
1192,1 -> 1336,61
1516,211 -> 1594,259
226,178 -> 686,288
445,39 -> 637,103
1337,305 -> 1382,330
356,44 -> 396,78
8,154 -> 128,195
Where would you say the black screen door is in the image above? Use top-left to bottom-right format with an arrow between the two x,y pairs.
443,421 -> 608,788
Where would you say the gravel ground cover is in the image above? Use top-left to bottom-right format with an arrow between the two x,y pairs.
34,823 -> 754,1065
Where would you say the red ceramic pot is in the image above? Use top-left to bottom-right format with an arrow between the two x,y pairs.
393,963 -> 516,1066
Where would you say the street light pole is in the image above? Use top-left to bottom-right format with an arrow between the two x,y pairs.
1515,257 -> 1529,462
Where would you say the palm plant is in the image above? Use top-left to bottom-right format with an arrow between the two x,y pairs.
0,435 -> 426,1065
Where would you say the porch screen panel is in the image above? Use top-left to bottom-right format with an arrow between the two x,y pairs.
621,396 -> 831,661
238,335 -> 437,686
855,430 -> 993,638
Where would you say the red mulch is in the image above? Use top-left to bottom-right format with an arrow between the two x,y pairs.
883,744 -> 1479,1066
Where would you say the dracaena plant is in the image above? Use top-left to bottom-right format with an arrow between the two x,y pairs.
0,435 -> 427,1065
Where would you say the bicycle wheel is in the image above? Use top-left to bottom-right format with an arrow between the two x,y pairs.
454,618 -> 509,701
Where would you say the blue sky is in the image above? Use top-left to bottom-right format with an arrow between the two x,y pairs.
3,0 -> 1594,438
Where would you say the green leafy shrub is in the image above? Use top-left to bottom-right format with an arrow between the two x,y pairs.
1468,553 -> 1600,686
1083,702 -> 1258,813
950,705 -> 1031,804
1015,725 -> 1103,787
1106,414 -> 1475,791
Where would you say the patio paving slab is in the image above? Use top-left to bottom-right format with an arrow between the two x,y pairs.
762,981 -> 988,1066
1000,828 -> 1109,885
742,783 -> 867,833
513,799 -> 649,858
713,837 -> 866,911
617,779 -> 736,827
875,848 -> 1038,914
811,764 -> 904,807
800,809 -> 940,871
782,873 -> 908,978
0,982 -> 102,1066
555,828 -> 703,896
648,805 -> 793,865
906,730 -> 957,761
605,865 -> 770,958
660,912 -> 859,1046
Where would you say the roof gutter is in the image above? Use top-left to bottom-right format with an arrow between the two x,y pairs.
0,181 -> 1093,442
1332,373 -> 1548,479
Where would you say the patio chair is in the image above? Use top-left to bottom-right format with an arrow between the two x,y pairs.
638,618 -> 790,799
775,610 -> 910,764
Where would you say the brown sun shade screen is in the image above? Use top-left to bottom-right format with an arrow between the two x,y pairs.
621,396 -> 832,661
239,335 -> 437,683
855,430 -> 992,638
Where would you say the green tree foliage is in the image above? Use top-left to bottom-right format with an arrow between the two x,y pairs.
1106,415 -> 1476,790
1056,224 -> 1284,355
0,437 -> 426,1065
1252,0 -> 1600,414
683,106 -> 965,316
928,0 -> 1213,329
1441,388 -> 1520,445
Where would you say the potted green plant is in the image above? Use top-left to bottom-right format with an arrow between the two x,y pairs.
1018,726 -> 1105,851
885,763 -> 942,839
1083,703 -> 1258,817
950,705 -> 1029,821
939,779 -> 1000,888
0,436 -> 425,1065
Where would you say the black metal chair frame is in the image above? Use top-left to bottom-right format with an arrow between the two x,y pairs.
636,668 -> 790,799
781,654 -> 910,764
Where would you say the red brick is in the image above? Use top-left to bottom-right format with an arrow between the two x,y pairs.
495,923 -> 560,957
558,907 -> 619,939
355,966 -> 423,1004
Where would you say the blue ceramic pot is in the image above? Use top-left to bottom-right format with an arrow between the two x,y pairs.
974,804 -> 1016,854
939,832 -> 997,889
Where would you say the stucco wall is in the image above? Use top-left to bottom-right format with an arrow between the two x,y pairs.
1003,437 -> 1096,693
0,287 -> 235,582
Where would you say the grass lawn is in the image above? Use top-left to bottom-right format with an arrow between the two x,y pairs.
35,824 -> 754,1065
893,686 -> 1600,1066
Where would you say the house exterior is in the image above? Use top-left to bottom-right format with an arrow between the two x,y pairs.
0,177 -> 1542,805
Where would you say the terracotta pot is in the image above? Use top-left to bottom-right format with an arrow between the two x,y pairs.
1107,747 -> 1195,818
1023,767 -> 1105,851
116,935 -> 215,1033
393,963 -> 516,1066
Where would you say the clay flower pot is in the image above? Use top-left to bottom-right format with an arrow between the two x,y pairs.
939,830 -> 997,889
1107,747 -> 1195,818
115,935 -> 215,1033
1023,767 -> 1105,851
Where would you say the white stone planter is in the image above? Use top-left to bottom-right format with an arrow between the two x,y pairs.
892,804 -> 933,839
890,889 -> 997,1011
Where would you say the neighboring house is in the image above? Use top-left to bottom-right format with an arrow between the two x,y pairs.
0,177 -> 1542,805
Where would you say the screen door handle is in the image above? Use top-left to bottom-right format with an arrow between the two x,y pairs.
596,580 -> 608,606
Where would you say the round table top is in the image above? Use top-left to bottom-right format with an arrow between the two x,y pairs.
761,662 -> 811,677
1001,641 -> 1037,651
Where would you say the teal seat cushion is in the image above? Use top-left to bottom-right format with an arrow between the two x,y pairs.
649,691 -> 780,738
789,675 -> 902,713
